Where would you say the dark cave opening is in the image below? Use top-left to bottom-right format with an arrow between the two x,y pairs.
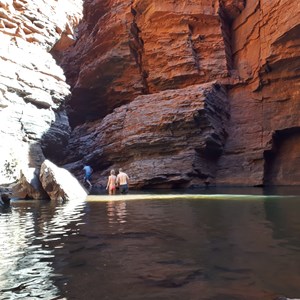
264,127 -> 300,186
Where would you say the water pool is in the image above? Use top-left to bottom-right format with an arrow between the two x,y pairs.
1,189 -> 300,299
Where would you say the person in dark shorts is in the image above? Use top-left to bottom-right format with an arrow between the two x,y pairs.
116,168 -> 129,194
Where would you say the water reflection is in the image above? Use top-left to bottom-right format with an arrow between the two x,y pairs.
57,195 -> 300,300
1,191 -> 300,299
106,200 -> 127,225
0,198 -> 86,299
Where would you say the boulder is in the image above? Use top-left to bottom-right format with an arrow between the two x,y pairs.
64,81 -> 229,188
40,159 -> 87,201
12,168 -> 49,200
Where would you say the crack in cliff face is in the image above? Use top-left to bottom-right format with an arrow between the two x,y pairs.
219,0 -> 246,22
128,5 -> 149,95
218,11 -> 233,72
217,0 -> 247,74
187,24 -> 201,72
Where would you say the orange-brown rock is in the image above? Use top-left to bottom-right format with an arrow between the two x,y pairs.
219,0 -> 245,20
60,0 -> 300,187
1,0 -> 299,189
217,0 -> 300,186
63,82 -> 229,188
60,0 -> 232,126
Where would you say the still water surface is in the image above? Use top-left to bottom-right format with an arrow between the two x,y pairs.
1,188 -> 300,300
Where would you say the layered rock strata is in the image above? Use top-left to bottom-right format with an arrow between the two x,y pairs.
60,0 -> 300,187
216,0 -> 300,185
58,0 -> 243,187
60,0 -> 234,127
63,82 -> 229,188
0,0 -> 83,186
1,0 -> 299,189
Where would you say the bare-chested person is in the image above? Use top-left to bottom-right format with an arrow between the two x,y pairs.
116,168 -> 129,194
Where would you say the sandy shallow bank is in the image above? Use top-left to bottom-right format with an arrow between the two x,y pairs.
85,194 -> 295,202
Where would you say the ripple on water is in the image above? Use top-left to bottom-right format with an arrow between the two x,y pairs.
1,192 -> 300,299
0,198 -> 86,299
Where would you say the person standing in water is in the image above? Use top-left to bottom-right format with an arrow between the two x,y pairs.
83,164 -> 93,189
116,168 -> 129,194
106,169 -> 117,195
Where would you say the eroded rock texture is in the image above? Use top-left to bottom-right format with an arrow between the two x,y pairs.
217,0 -> 300,185
0,0 -> 83,185
59,0 -> 300,188
60,0 -> 232,126
1,0 -> 299,189
64,82 -> 229,188
59,0 -> 239,187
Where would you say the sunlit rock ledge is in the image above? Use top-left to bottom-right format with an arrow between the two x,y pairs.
0,0 -> 83,186
13,159 -> 87,201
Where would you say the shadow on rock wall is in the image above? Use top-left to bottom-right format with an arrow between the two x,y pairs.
264,127 -> 300,186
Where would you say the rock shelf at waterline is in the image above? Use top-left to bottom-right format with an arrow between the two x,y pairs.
86,194 -> 298,202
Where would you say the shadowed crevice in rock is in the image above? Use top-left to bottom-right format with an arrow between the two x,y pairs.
264,128 -> 300,186
129,5 -> 149,95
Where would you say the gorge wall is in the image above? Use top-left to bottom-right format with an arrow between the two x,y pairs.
0,0 -> 299,190
60,0 -> 236,188
0,0 -> 82,185
59,0 -> 300,188
217,0 -> 300,186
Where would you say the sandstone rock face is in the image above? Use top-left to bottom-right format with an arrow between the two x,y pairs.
60,0 -> 300,188
63,82 -> 229,188
0,0 -> 83,185
57,0 -> 237,188
219,0 -> 245,20
60,0 -> 232,126
216,0 -> 300,186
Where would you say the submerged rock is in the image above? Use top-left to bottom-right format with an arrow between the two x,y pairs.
0,193 -> 10,205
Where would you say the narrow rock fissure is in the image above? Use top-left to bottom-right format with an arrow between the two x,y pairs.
129,5 -> 149,94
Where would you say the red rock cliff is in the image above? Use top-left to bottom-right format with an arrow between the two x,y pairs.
61,0 -> 233,126
217,0 -> 300,186
59,0 -> 300,188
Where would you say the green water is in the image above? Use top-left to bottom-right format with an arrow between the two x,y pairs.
1,188 -> 300,299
